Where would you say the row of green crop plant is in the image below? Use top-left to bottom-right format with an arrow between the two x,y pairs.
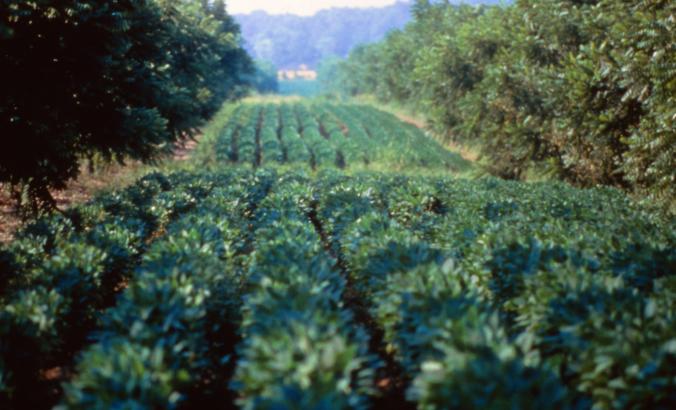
314,104 -> 368,167
310,170 -> 675,409
0,172 -> 214,408
259,105 -> 284,164
306,103 -> 467,171
59,170 -> 269,408
215,104 -> 245,164
279,103 -> 312,164
210,102 -> 471,172
2,167 -> 673,407
236,105 -> 263,167
340,105 -> 469,171
341,212 -> 576,409
326,104 -> 382,166
33,168 -> 384,408
295,104 -> 336,168
230,172 -> 378,408
421,179 -> 676,409
214,103 -> 263,167
310,172 -> 556,407
59,170 -> 277,408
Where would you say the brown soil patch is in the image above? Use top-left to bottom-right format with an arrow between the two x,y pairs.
41,367 -> 67,382
173,135 -> 201,161
114,277 -> 130,293
340,123 -> 350,137
396,113 -> 427,130
0,193 -> 22,244
377,378 -> 392,389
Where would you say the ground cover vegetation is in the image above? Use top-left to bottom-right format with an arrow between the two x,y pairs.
207,101 -> 471,172
322,0 -> 675,208
1,102 -> 674,409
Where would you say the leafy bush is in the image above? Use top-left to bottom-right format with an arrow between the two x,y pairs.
328,0 -> 675,207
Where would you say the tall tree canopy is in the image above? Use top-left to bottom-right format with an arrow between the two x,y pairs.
0,0 -> 252,214
326,0 -> 675,207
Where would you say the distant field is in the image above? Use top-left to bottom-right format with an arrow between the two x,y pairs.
205,101 -> 471,173
278,80 -> 322,97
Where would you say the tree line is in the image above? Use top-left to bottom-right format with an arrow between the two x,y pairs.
0,0 -> 252,215
235,2 -> 413,70
322,0 -> 675,207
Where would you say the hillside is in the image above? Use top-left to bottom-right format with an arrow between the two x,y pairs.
235,3 -> 410,69
235,1 -> 503,70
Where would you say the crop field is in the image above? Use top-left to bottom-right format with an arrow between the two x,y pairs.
212,102 -> 470,172
1,103 -> 674,409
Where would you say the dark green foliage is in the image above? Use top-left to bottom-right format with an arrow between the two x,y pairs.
247,60 -> 279,94
327,0 -> 675,207
312,167 -> 675,408
1,103 -> 674,408
62,217 -> 240,408
0,0 -> 251,213
232,197 -> 376,409
0,171 -> 213,408
208,102 -> 471,172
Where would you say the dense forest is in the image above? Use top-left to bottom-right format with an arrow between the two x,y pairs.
323,0 -> 675,207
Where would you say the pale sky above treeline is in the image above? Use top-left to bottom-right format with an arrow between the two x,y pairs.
227,0 -> 401,16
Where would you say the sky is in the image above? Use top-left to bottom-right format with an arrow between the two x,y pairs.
227,0 -> 401,16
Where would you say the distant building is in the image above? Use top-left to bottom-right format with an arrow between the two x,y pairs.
278,65 -> 317,81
